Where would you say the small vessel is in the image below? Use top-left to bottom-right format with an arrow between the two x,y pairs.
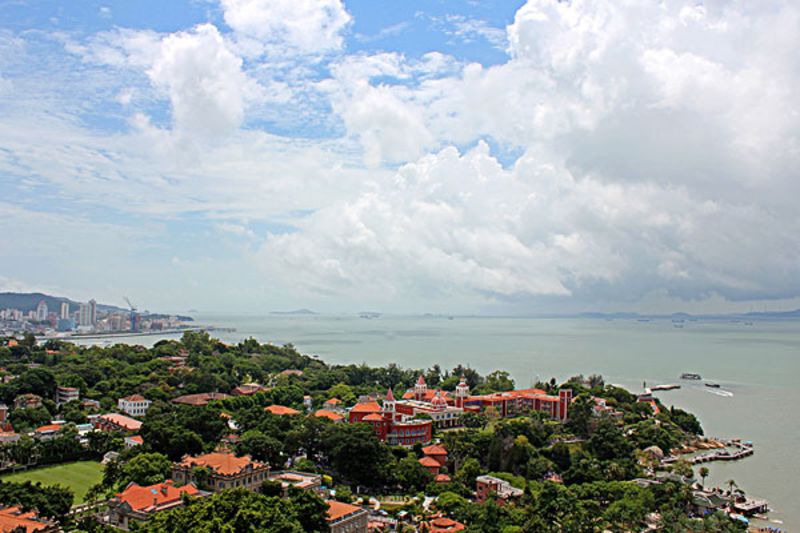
705,382 -> 721,388
681,373 -> 702,380
673,323 -> 684,328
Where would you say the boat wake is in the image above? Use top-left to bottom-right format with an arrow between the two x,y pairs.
701,387 -> 734,397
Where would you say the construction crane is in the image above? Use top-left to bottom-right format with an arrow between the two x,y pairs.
124,296 -> 139,333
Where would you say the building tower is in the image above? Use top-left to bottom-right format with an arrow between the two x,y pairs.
382,388 -> 396,421
88,299 -> 97,326
414,375 -> 427,402
59,302 -> 70,320
558,389 -> 573,421
455,375 -> 469,409
431,390 -> 448,410
35,300 -> 48,321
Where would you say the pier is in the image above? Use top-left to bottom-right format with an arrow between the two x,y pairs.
662,439 -> 754,465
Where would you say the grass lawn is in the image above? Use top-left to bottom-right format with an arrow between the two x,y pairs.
0,461 -> 104,503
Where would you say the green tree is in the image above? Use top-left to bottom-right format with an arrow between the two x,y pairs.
118,452 -> 173,487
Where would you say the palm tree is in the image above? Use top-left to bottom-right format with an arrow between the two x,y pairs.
699,466 -> 709,488
726,479 -> 738,495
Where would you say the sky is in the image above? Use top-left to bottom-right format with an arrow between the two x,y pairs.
0,0 -> 799,315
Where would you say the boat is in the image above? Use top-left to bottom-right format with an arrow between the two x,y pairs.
705,382 -> 721,388
681,373 -> 702,380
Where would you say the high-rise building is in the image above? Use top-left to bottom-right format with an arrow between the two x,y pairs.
35,300 -> 48,321
59,302 -> 70,319
78,300 -> 97,327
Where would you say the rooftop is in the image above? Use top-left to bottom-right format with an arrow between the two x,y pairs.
99,413 -> 142,431
326,500 -> 365,523
115,481 -> 200,512
177,452 -> 266,476
172,392 -> 230,406
120,394 -> 147,402
422,444 -> 447,456
0,506 -> 54,533
265,405 -> 300,416
314,409 -> 344,421
350,401 -> 382,414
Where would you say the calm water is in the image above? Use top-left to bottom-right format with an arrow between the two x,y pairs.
92,315 -> 800,529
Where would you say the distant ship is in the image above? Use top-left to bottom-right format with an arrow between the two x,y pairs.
705,382 -> 721,388
681,373 -> 702,380
359,312 -> 382,319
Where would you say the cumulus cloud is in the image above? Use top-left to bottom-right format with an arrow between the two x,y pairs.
147,24 -> 259,136
69,24 -> 260,137
220,0 -> 352,54
259,142 -> 800,305
3,0 -> 800,312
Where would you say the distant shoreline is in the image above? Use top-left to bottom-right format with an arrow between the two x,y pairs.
40,325 -> 234,341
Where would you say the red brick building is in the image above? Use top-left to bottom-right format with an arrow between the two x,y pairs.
349,389 -> 432,447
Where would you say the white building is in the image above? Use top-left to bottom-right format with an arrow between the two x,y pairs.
56,386 -> 80,406
59,302 -> 70,319
117,395 -> 152,417
35,300 -> 48,321
78,300 -> 97,327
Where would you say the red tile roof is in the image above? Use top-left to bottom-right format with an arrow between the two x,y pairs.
116,481 -> 199,512
350,401 -> 381,413
326,500 -> 364,522
434,474 -> 451,483
126,435 -> 144,445
172,392 -> 230,406
314,409 -> 344,421
34,424 -> 62,433
0,506 -> 54,532
425,516 -> 466,532
422,444 -> 447,456
177,452 -> 265,476
265,405 -> 300,416
324,398 -> 342,405
99,413 -> 142,431
120,394 -> 147,402
418,456 -> 441,468
362,413 -> 384,422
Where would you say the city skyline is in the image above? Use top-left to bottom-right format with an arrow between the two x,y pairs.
2,1 -> 799,315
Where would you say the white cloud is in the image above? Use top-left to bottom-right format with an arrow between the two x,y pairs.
220,0 -> 352,54
147,24 -> 259,136
259,142 -> 800,306
3,0 -> 800,312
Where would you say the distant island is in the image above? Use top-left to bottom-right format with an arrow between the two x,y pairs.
269,308 -> 317,315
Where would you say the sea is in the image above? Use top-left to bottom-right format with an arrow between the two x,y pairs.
80,314 -> 800,530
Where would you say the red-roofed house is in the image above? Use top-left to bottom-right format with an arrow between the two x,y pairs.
34,423 -> 64,440
265,405 -> 300,416
125,435 -> 144,448
350,391 -> 433,447
421,516 -> 466,532
421,444 -> 448,467
0,506 -> 57,532
314,409 -> 344,422
419,456 -> 442,476
105,480 -> 207,529
231,383 -> 264,396
94,413 -> 142,433
172,452 -> 269,492
117,395 -> 152,418
326,500 -> 368,533
172,392 -> 230,406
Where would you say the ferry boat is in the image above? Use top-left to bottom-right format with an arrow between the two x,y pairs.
681,372 -> 702,380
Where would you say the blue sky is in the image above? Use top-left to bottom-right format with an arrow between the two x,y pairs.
1,0 -> 799,314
